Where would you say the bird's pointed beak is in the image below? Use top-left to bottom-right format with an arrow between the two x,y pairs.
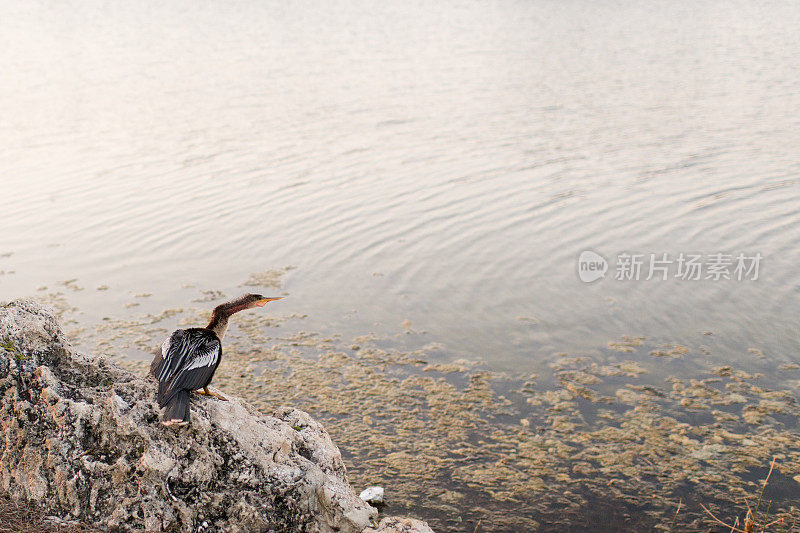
256,297 -> 283,307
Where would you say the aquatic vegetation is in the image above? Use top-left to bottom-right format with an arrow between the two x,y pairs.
50,290 -> 800,532
697,458 -> 798,532
650,344 -> 689,358
607,335 -> 645,352
240,266 -> 295,289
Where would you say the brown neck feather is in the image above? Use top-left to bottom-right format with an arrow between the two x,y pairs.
205,298 -> 254,339
206,307 -> 232,339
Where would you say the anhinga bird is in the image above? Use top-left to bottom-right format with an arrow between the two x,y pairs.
150,293 -> 283,426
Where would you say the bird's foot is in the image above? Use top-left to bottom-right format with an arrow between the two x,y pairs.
195,387 -> 228,401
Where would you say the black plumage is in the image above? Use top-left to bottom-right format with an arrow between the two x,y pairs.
151,328 -> 222,425
150,293 -> 283,426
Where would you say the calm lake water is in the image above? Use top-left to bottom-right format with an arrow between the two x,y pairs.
3,1 -> 800,530
3,0 -> 799,374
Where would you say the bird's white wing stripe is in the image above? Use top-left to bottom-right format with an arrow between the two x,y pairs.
161,337 -> 170,357
156,335 -> 176,381
157,331 -> 186,382
155,329 -> 220,383
184,345 -> 219,372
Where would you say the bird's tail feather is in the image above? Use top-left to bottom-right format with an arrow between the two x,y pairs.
162,389 -> 190,426
157,381 -> 169,406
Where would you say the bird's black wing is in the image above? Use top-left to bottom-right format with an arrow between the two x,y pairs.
153,328 -> 222,407
152,330 -> 189,383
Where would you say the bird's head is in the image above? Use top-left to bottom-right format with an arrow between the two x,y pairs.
215,293 -> 284,316
245,293 -> 284,308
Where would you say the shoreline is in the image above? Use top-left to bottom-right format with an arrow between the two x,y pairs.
0,299 -> 434,533
8,293 -> 800,531
104,308 -> 800,531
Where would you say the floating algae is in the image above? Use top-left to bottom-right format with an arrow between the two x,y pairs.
59,278 -> 83,291
241,266 -> 295,289
607,335 -> 645,352
43,293 -> 800,532
650,344 -> 689,358
193,289 -> 226,302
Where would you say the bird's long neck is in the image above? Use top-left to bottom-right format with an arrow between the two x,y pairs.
206,309 -> 231,340
206,299 -> 254,339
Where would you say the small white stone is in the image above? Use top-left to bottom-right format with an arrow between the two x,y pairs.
359,486 -> 384,505
114,394 -> 130,411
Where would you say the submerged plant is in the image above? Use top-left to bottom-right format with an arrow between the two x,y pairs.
697,458 -> 798,532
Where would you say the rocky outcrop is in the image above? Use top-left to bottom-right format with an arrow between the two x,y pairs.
0,299 -> 434,532
364,518 -> 435,533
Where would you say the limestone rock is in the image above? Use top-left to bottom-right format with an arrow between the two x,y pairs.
359,486 -> 385,506
365,517 -> 436,533
0,299 -> 427,532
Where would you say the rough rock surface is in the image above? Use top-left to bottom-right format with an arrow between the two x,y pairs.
364,518 -> 436,533
0,299 -> 434,532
